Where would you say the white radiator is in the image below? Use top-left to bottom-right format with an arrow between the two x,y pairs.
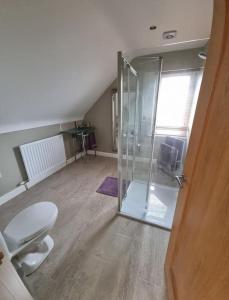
20,134 -> 66,188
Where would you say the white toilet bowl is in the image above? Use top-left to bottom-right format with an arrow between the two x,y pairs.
0,202 -> 58,276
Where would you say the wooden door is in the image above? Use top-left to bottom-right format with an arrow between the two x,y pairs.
165,1 -> 229,299
0,250 -> 33,300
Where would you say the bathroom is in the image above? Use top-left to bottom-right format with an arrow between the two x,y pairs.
2,1 -> 226,299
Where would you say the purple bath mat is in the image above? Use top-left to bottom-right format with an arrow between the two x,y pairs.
96,176 -> 118,197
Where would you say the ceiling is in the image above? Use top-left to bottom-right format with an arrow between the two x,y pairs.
0,0 -> 213,133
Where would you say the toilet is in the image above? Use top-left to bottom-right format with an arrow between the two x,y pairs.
0,202 -> 58,276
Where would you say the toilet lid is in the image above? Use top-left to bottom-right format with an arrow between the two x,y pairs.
3,202 -> 58,245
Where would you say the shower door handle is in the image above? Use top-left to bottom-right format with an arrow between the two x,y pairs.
175,174 -> 186,188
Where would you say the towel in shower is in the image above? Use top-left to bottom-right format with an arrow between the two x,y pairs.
159,143 -> 178,171
165,136 -> 185,163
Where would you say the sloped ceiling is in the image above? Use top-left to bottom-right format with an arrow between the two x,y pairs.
0,0 -> 213,133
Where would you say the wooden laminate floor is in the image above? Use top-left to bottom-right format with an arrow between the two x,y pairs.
0,156 -> 169,300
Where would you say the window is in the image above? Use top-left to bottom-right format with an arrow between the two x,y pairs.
155,69 -> 202,136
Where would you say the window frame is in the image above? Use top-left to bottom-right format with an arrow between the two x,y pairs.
155,68 -> 203,137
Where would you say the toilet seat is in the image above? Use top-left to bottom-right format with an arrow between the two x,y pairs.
3,202 -> 58,246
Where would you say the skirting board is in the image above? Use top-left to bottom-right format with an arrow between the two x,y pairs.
87,150 -> 118,159
87,150 -> 154,163
66,156 -> 76,165
0,185 -> 26,206
66,152 -> 84,165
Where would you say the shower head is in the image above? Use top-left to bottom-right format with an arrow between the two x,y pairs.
198,52 -> 207,60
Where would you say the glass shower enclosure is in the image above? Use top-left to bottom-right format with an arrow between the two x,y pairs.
118,52 -> 173,229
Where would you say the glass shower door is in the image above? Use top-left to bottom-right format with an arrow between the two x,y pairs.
118,52 -> 162,223
145,68 -> 204,229
118,52 -> 138,205
131,57 -> 163,210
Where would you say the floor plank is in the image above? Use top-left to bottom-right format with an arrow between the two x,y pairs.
0,156 -> 169,300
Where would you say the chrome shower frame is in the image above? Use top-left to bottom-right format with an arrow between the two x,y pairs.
117,52 -> 164,228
